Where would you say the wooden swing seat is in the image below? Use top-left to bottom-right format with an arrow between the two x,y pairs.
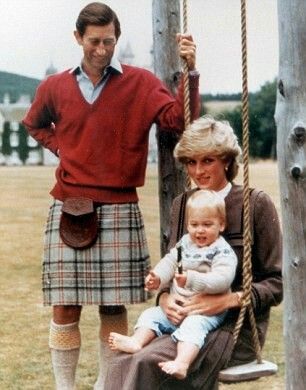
218,360 -> 278,382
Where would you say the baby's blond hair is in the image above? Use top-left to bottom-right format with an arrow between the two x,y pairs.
186,189 -> 226,226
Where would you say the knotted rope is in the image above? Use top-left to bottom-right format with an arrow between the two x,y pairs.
232,0 -> 262,363
182,0 -> 192,190
182,0 -> 191,130
181,0 -> 262,365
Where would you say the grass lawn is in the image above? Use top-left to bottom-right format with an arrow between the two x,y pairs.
0,162 -> 284,389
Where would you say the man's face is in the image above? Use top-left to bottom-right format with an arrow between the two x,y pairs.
74,23 -> 117,74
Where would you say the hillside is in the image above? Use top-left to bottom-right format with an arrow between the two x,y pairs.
0,71 -> 41,103
204,100 -> 241,114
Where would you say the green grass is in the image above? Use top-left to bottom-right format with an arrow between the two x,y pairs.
0,163 -> 284,389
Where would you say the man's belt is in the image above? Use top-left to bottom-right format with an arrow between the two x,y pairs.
59,197 -> 98,249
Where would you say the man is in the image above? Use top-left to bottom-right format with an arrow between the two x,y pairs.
23,2 -> 200,389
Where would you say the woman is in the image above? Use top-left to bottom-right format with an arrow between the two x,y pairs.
104,116 -> 283,390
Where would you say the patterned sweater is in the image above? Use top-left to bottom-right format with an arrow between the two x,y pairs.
154,233 -> 237,298
169,185 -> 283,330
23,65 -> 200,202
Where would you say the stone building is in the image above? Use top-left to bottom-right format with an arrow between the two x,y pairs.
0,93 -> 42,165
0,63 -> 59,166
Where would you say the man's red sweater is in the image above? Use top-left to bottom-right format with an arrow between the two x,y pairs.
23,65 -> 200,203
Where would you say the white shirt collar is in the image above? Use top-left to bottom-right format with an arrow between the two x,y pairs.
217,182 -> 232,199
69,56 -> 122,76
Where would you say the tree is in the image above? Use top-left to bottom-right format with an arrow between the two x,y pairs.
152,0 -> 186,256
250,81 -> 277,159
216,80 -> 277,159
18,123 -> 29,163
2,122 -> 12,156
275,1 -> 306,388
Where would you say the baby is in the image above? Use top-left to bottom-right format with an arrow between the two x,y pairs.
109,189 -> 237,379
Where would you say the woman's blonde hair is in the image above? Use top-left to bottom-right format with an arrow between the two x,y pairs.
174,115 -> 242,181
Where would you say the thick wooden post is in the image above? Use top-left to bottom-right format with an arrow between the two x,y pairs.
275,1 -> 306,388
152,0 -> 186,256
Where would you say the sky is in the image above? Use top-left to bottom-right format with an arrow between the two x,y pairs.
0,0 -> 279,94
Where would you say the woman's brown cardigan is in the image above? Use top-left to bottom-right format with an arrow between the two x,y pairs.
104,184 -> 283,390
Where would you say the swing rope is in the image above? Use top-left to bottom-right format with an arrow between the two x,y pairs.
182,0 -> 192,191
181,0 -> 262,364
182,0 -> 191,130
232,0 -> 262,363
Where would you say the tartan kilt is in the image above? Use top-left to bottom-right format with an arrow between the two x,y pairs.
42,200 -> 151,306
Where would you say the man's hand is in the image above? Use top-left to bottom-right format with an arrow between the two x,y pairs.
176,33 -> 196,70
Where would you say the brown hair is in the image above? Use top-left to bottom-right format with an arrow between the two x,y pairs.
76,2 -> 121,38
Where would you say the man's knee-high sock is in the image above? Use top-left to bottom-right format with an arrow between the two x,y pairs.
49,320 -> 81,390
94,306 -> 127,390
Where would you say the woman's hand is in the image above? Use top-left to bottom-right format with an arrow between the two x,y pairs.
180,292 -> 239,316
159,292 -> 188,326
176,33 -> 196,70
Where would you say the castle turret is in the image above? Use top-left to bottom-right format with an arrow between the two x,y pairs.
45,62 -> 58,77
118,42 -> 135,65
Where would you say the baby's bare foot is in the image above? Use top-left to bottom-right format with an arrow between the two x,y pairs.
108,332 -> 141,353
158,360 -> 189,379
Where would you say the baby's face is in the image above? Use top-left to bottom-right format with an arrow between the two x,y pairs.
187,207 -> 225,248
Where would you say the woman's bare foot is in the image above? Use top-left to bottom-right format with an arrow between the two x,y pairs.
108,332 -> 141,353
158,360 -> 189,379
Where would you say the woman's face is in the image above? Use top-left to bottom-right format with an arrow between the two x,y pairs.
186,155 -> 229,191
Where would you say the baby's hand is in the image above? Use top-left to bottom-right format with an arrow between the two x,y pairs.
145,270 -> 161,291
175,272 -> 187,288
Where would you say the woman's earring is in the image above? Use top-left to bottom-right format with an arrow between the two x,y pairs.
225,166 -> 229,172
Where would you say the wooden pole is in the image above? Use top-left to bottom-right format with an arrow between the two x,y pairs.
152,0 -> 186,256
275,1 -> 306,388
